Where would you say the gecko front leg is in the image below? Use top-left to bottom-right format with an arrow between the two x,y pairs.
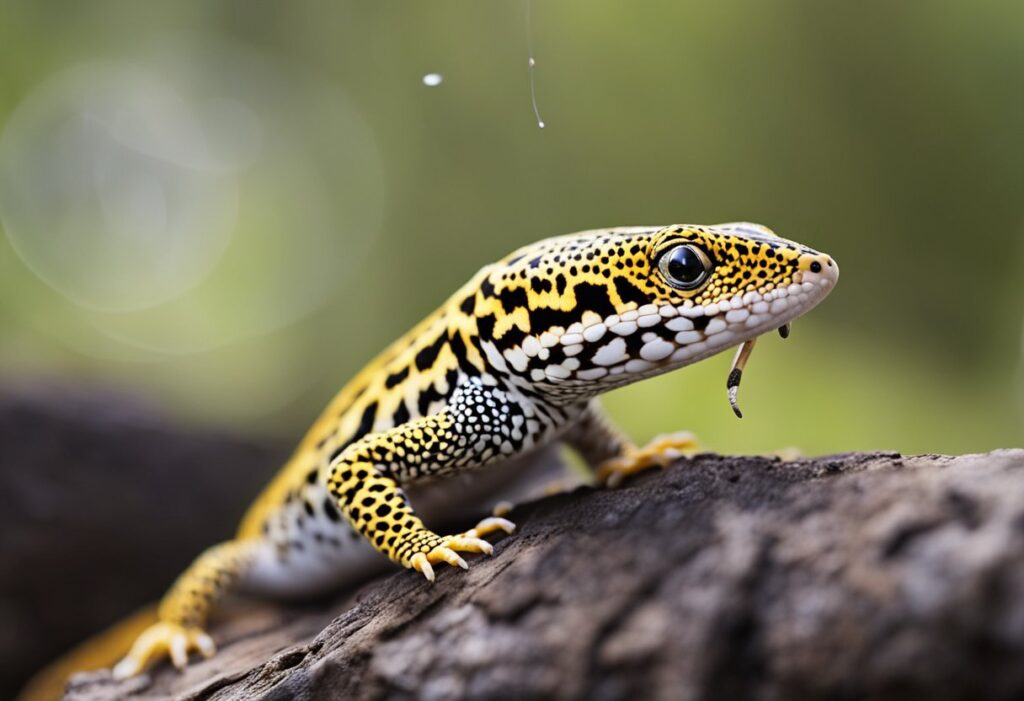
326,379 -> 521,580
565,400 -> 699,487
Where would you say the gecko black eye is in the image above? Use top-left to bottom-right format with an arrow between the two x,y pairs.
657,244 -> 712,290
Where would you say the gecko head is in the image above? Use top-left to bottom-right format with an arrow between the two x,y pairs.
473,223 -> 837,400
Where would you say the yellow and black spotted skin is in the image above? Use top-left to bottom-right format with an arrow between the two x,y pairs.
111,222 -> 838,678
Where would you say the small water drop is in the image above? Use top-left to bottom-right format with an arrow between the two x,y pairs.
525,0 -> 546,129
422,73 -> 443,87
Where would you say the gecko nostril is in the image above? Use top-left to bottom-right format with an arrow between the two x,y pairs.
810,261 -> 822,273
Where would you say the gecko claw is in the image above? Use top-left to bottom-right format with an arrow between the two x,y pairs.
169,634 -> 188,670
429,546 -> 470,570
112,658 -> 140,681
411,553 -> 435,582
491,500 -> 514,518
196,633 -> 216,658
441,536 -> 494,555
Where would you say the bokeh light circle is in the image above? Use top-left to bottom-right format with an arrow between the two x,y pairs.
0,62 -> 240,313
0,37 -> 386,356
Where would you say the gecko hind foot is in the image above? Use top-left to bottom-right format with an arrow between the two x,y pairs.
597,431 -> 700,488
111,621 -> 215,679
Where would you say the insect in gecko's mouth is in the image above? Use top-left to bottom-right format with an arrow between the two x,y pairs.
722,266 -> 838,418
726,323 -> 789,419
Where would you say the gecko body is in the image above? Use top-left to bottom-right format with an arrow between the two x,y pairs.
111,222 -> 838,677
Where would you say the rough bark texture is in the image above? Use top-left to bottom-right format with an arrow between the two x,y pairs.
59,445 -> 1024,701
0,381 -> 286,701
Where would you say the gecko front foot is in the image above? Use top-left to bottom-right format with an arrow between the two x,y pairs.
597,431 -> 699,488
409,517 -> 516,582
112,621 -> 215,679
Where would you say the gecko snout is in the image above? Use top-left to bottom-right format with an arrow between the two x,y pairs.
799,252 -> 839,287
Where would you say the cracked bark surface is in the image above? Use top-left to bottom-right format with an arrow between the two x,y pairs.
61,448 -> 1024,701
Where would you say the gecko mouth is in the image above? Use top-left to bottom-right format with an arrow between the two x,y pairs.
656,267 -> 838,371
577,263 -> 839,404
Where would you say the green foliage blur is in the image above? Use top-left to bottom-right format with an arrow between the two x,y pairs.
0,1 -> 1021,456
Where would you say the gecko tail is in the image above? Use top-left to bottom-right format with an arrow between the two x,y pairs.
16,604 -> 159,701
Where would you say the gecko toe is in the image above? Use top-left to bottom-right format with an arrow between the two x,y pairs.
411,553 -> 435,582
466,516 -> 517,539
112,657 -> 140,681
112,621 -> 216,678
428,546 -> 469,570
169,634 -> 188,671
196,632 -> 216,658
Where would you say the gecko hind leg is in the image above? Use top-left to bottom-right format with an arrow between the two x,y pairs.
596,431 -> 700,488
562,401 -> 699,488
112,539 -> 254,679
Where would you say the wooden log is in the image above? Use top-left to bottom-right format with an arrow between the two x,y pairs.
56,447 -> 1024,701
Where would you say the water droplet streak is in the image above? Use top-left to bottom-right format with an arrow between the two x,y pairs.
526,0 -> 545,129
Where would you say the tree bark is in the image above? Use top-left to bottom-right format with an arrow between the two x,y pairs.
0,381 -> 286,701
60,447 -> 1024,701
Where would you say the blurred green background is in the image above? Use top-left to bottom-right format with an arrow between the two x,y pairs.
1,0 -> 1021,456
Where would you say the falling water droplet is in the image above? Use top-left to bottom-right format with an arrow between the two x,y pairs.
525,0 -> 545,129
422,73 -> 443,87
528,57 -> 544,128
